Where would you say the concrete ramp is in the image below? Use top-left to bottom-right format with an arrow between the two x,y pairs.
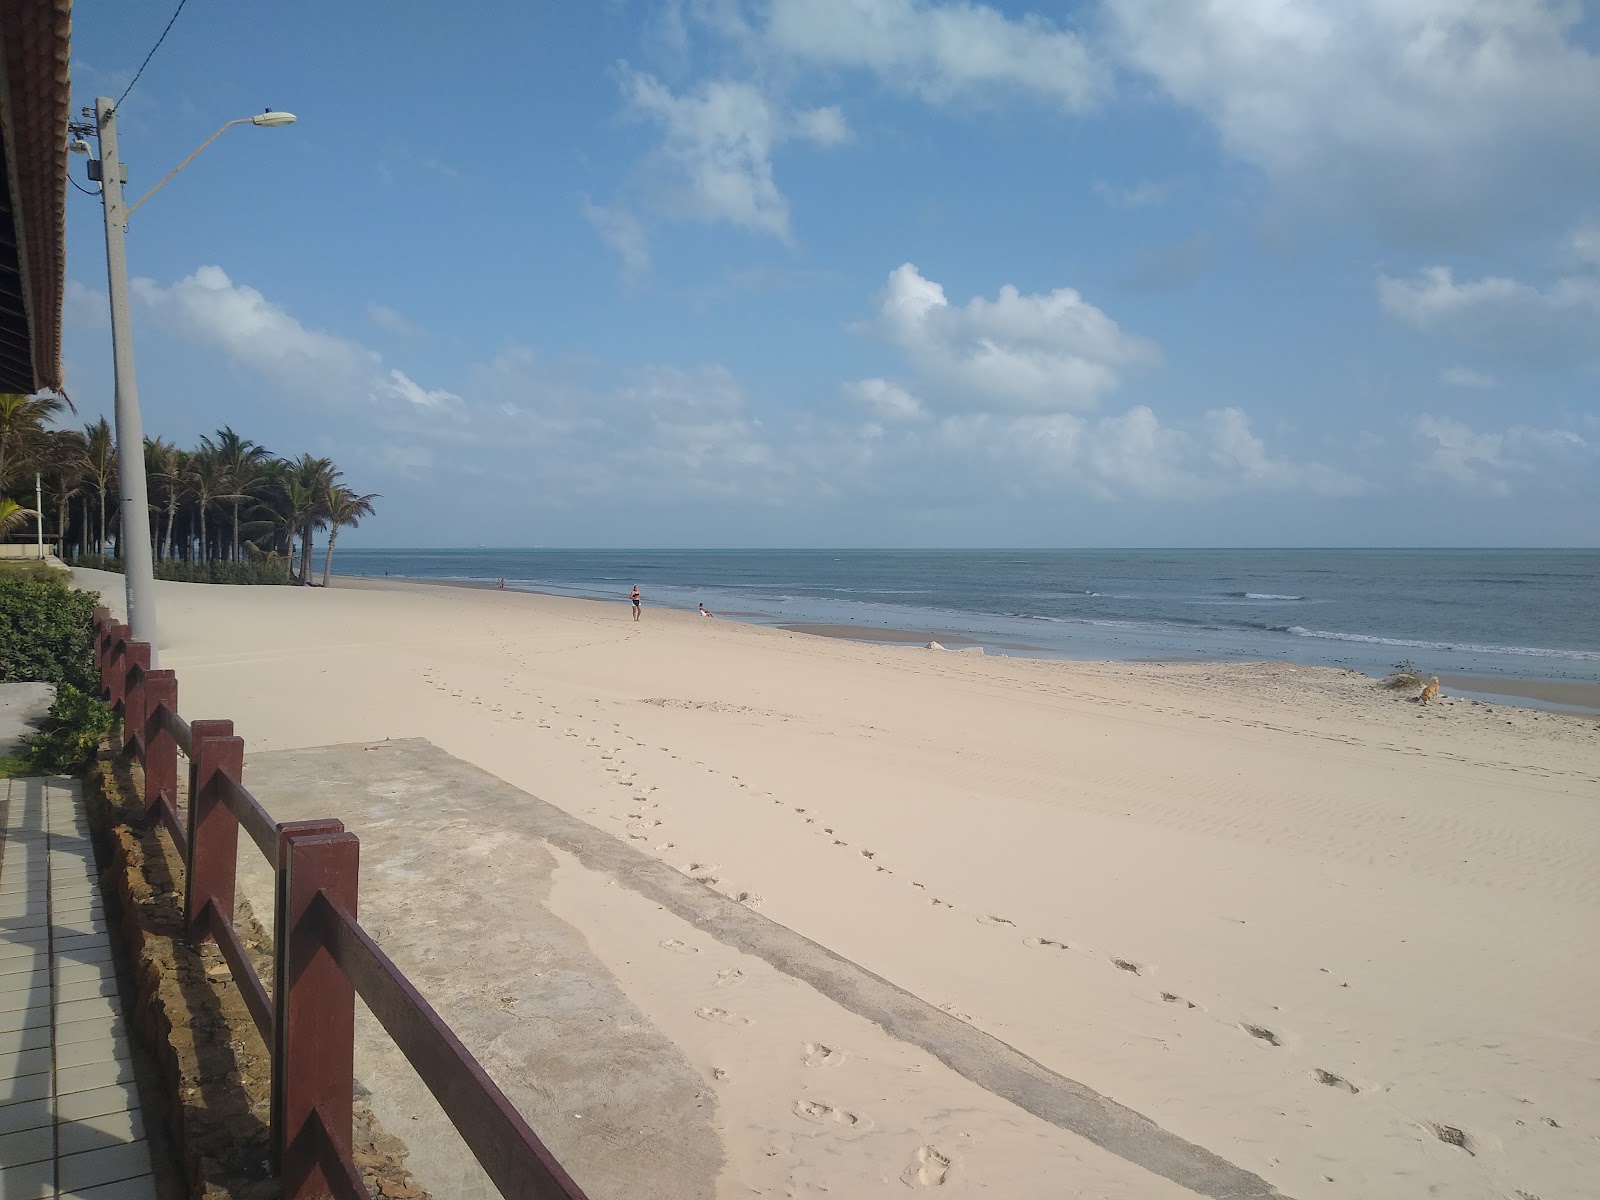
238,739 -> 724,1200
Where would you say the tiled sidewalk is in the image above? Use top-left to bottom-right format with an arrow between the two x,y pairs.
1,776 -> 157,1199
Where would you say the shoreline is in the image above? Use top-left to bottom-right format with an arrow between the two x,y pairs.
336,572 -> 1600,714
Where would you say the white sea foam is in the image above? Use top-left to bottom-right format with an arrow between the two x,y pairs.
1245,593 -> 1303,601
1286,627 -> 1600,661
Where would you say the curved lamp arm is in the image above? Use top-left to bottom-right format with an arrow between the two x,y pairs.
125,111 -> 297,221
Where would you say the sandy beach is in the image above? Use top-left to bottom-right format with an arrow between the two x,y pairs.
79,569 -> 1599,1199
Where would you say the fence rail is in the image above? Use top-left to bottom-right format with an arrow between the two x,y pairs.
93,610 -> 590,1200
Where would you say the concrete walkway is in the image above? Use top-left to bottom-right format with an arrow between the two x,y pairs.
1,775 -> 157,1199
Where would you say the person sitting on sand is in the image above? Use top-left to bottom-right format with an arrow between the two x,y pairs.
631,585 -> 641,621
699,602 -> 714,618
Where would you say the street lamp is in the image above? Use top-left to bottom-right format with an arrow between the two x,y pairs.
75,101 -> 297,666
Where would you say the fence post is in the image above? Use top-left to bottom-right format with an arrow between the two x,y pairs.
274,829 -> 359,1197
121,642 -> 151,758
107,624 -> 131,711
185,723 -> 240,940
142,671 -> 178,823
91,608 -> 110,693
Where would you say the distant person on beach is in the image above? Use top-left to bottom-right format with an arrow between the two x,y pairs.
698,603 -> 714,618
497,578 -> 505,589
631,585 -> 641,621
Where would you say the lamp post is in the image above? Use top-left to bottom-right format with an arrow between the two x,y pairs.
80,100 -> 296,665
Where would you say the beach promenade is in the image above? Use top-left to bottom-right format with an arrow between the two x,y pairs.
75,568 -> 1599,1199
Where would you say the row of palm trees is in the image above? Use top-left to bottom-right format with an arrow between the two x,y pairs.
0,393 -> 377,585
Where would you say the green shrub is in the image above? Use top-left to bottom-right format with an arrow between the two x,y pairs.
22,684 -> 113,775
75,553 -> 292,585
0,573 -> 99,692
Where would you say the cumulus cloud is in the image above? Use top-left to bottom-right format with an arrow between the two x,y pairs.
582,199 -> 652,277
622,69 -> 850,238
859,263 -> 1156,413
1105,0 -> 1600,238
762,0 -> 1106,110
846,377 -> 926,421
1378,265 -> 1600,362
1412,414 -> 1588,495
367,303 -> 425,338
132,265 -> 460,415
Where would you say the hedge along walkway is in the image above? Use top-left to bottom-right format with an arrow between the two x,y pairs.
1,773 -> 159,1199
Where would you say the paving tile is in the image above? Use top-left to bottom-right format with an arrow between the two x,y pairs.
0,1025 -> 50,1057
50,935 -> 110,961
55,1082 -> 137,1124
0,1005 -> 49,1035
56,1139 -> 154,1193
54,1014 -> 124,1047
0,1156 -> 53,1199
0,1070 -> 51,1108
0,1095 -> 50,1137
55,995 -> 119,1027
0,928 -> 49,954
61,1173 -> 157,1200
56,1105 -> 143,1158
56,943 -> 114,969
52,958 -> 115,988
55,1034 -> 130,1071
0,898 -> 47,919
49,901 -> 105,923
0,974 -> 48,1013
0,953 -> 45,979
0,911 -> 47,932
54,977 -> 117,1006
0,1123 -> 52,1168
55,1058 -> 135,1098
0,1042 -> 52,1080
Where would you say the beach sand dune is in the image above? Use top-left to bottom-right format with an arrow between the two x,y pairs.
79,570 -> 1599,1199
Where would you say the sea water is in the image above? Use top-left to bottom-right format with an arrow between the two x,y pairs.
337,548 -> 1599,691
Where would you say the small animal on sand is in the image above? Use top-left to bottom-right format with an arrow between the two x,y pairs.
1419,676 -> 1441,704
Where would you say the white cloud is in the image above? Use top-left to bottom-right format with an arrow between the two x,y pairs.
1379,265 -> 1600,361
1440,366 -> 1497,390
1106,0 -> 1600,237
845,377 -> 926,421
368,303 -> 425,338
132,265 -> 459,413
622,69 -> 849,238
861,263 -> 1157,413
582,200 -> 652,277
763,0 -> 1106,110
1412,413 -> 1588,495
1569,217 -> 1600,269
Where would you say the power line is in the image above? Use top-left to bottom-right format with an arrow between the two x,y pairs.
68,173 -> 102,197
110,0 -> 193,116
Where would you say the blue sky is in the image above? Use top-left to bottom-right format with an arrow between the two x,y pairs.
60,1 -> 1600,547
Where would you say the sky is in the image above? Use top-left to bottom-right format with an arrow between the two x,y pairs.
58,0 -> 1600,548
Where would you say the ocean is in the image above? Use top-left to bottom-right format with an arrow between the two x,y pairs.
337,548 -> 1599,698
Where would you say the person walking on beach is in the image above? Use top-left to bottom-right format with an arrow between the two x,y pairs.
631,585 -> 641,621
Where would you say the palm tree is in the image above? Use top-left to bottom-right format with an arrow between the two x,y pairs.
320,485 -> 378,586
0,498 -> 38,538
205,426 -> 272,561
0,392 -> 63,494
289,455 -> 337,583
187,450 -> 237,566
82,418 -> 116,555
40,429 -> 86,558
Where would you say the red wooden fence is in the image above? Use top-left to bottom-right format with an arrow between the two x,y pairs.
93,611 -> 589,1200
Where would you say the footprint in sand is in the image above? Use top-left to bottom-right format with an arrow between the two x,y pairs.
1242,1023 -> 1281,1047
1111,958 -> 1143,975
976,914 -> 1015,927
1313,1069 -> 1358,1093
735,891 -> 766,908
793,1100 -> 867,1128
660,938 -> 698,954
714,968 -> 745,988
1024,936 -> 1067,950
802,1042 -> 845,1068
901,1145 -> 952,1187
696,1006 -> 752,1026
1160,991 -> 1200,1010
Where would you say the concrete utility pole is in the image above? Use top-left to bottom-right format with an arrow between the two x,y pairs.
35,471 -> 43,559
93,96 -> 161,664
